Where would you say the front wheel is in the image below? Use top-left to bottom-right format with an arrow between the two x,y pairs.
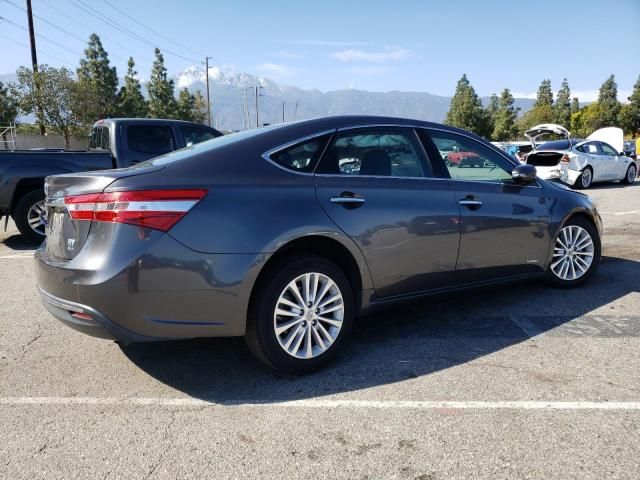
621,164 -> 636,185
546,217 -> 600,288
245,256 -> 355,374
13,189 -> 46,244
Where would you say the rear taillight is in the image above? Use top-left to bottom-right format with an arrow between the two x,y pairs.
561,154 -> 570,163
64,189 -> 207,232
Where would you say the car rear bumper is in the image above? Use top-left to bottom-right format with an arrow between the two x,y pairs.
35,226 -> 268,343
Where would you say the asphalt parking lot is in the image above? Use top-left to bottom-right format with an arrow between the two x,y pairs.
1,182 -> 639,479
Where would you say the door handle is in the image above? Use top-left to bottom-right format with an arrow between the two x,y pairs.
330,192 -> 366,207
459,197 -> 482,209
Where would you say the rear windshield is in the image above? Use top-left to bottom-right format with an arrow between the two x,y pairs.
536,139 -> 582,151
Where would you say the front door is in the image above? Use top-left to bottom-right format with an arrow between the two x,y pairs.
420,128 -> 552,284
314,127 -> 461,299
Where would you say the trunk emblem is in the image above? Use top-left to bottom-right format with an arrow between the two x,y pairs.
67,238 -> 76,251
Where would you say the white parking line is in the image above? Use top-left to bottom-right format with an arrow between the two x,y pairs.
1,397 -> 640,410
0,252 -> 35,259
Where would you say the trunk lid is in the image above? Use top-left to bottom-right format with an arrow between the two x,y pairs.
44,165 -> 163,260
525,124 -> 570,148
587,127 -> 624,154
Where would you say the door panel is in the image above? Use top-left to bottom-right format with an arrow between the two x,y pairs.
316,176 -> 461,298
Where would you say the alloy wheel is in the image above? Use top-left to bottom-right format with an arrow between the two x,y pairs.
551,225 -> 594,281
27,200 -> 47,236
581,169 -> 592,188
273,272 -> 344,359
627,165 -> 636,183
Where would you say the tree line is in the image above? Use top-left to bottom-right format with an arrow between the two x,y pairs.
445,73 -> 640,141
0,34 -> 208,147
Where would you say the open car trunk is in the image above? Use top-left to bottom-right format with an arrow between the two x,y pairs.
525,151 -> 564,167
525,124 -> 571,148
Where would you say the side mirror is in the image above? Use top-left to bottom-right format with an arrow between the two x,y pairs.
512,164 -> 537,184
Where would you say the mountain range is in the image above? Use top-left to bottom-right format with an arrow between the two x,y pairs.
1,67 -> 536,131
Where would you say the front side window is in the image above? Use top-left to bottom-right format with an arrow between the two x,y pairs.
599,142 -> 618,156
317,128 -> 429,177
425,130 -> 513,182
127,125 -> 175,155
181,126 -> 220,146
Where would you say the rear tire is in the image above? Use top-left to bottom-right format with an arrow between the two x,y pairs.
573,166 -> 593,189
546,216 -> 600,288
621,164 -> 636,185
245,255 -> 355,374
13,189 -> 46,244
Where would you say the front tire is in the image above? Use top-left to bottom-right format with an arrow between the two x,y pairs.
621,164 -> 636,185
546,217 -> 600,288
573,166 -> 593,189
246,256 -> 355,374
13,189 -> 46,244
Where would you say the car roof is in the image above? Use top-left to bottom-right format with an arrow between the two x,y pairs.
93,118 -> 220,130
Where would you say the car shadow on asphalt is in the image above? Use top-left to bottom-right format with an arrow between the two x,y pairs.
0,233 -> 42,251
120,255 -> 640,403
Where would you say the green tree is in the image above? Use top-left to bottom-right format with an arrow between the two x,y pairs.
445,74 -> 485,135
0,81 -> 19,147
191,90 -> 208,124
517,104 -> 555,135
77,33 -> 118,122
116,57 -> 148,118
570,97 -> 580,116
492,88 -> 519,141
175,88 -> 195,121
554,78 -> 572,126
570,103 -> 603,138
534,79 -> 554,108
12,65 -> 86,148
596,74 -> 620,127
483,93 -> 499,139
147,48 -> 176,118
618,75 -> 640,135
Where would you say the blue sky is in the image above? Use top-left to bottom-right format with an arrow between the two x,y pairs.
1,0 -> 638,100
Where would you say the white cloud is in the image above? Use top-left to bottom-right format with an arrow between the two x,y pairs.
344,65 -> 392,75
256,62 -> 298,77
510,89 -> 632,103
331,47 -> 413,62
283,40 -> 371,47
276,51 -> 305,59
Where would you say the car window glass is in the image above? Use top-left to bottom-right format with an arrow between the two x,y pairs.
599,142 -> 617,156
582,143 -> 599,154
270,136 -> 328,173
318,128 -> 429,177
127,126 -> 176,155
181,127 -> 220,146
427,130 -> 513,182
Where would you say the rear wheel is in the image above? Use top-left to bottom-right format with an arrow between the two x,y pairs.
246,256 -> 354,374
13,189 -> 46,244
621,164 -> 636,185
573,166 -> 593,189
546,217 -> 600,288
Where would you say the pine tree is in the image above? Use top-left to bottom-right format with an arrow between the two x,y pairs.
492,89 -> 518,141
147,48 -> 176,118
554,78 -> 571,126
76,33 -> 118,122
570,97 -> 580,116
116,57 -> 148,118
175,88 -> 195,121
534,79 -> 554,108
191,90 -> 208,124
618,75 -> 640,135
445,74 -> 485,135
596,74 -> 620,127
483,94 -> 499,139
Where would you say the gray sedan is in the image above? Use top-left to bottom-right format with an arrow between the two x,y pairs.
36,116 -> 602,373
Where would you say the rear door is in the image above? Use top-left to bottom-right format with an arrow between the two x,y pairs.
314,126 -> 461,298
577,142 -> 607,181
419,128 -> 552,284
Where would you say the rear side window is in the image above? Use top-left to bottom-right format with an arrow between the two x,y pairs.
181,126 -> 220,146
89,126 -> 110,151
577,142 -> 600,154
127,125 -> 176,155
269,135 -> 329,173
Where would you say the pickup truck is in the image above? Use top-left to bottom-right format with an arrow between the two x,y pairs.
0,118 -> 222,242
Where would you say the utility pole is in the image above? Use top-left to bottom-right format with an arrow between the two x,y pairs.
204,56 -> 213,127
25,0 -> 45,135
255,85 -> 259,128
282,101 -> 285,123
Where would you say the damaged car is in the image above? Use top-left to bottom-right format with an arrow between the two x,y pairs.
524,124 -> 637,189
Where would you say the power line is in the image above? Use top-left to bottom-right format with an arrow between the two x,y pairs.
0,33 -> 76,68
65,0 -> 201,63
0,16 -> 84,59
101,0 -> 206,58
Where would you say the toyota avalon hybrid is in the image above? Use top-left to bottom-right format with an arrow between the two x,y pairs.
36,116 -> 602,373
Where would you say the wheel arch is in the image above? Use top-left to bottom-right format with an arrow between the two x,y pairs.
544,207 -> 601,268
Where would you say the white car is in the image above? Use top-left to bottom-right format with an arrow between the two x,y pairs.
524,124 -> 637,188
